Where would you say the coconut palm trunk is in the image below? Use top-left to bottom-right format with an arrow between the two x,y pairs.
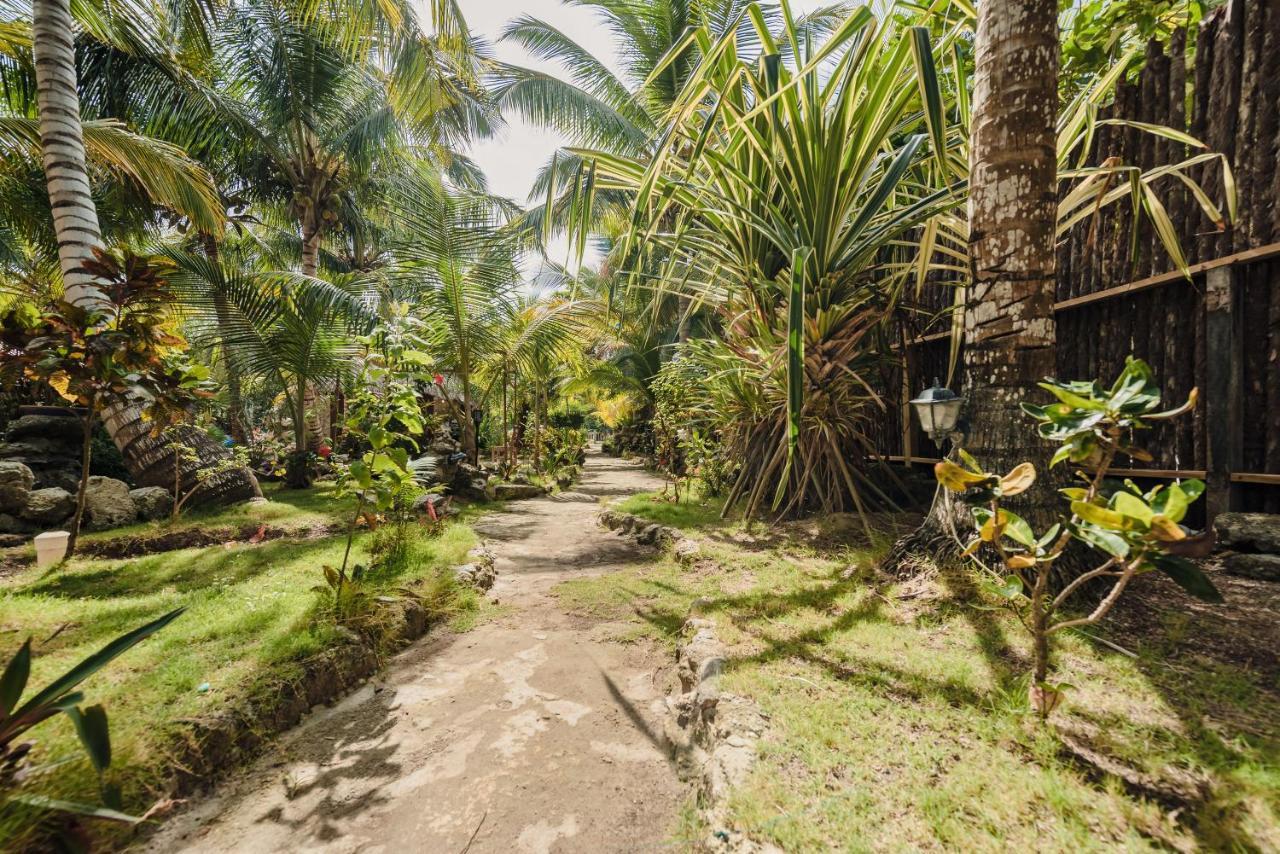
32,0 -> 104,307
886,0 -> 1059,570
31,0 -> 260,505
299,222 -> 327,452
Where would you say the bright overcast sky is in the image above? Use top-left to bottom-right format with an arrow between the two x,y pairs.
460,0 -> 828,274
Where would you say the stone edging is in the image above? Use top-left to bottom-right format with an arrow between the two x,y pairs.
596,507 -> 775,851
666,616 -> 779,853
161,543 -> 496,798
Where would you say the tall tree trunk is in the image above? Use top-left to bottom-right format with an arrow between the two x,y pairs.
31,0 -> 260,506
887,0 -> 1059,571
32,0 -> 103,308
100,402 -> 262,504
202,233 -> 250,446
299,223 -> 326,452
66,408 -> 95,558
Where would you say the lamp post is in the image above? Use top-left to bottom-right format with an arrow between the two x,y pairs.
910,379 -> 963,448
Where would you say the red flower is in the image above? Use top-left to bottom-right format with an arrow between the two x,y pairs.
433,373 -> 445,386
317,444 -> 331,458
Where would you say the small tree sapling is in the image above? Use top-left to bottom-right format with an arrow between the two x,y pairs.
935,358 -> 1221,717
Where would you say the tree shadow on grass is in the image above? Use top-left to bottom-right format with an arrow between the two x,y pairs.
21,536 -> 342,600
1080,574 -> 1280,851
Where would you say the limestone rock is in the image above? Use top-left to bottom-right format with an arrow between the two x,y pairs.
84,476 -> 138,530
1215,512 -> 1280,554
1223,553 -> 1280,582
674,538 -> 700,565
6,413 -> 84,442
130,486 -> 174,521
0,461 -> 34,512
20,487 -> 75,526
493,482 -> 544,501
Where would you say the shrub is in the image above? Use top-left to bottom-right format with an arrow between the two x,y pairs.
936,358 -> 1220,717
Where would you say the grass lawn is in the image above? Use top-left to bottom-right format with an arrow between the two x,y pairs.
559,491 -> 1280,851
0,485 -> 483,849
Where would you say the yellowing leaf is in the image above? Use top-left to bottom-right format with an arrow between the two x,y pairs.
998,462 -> 1036,497
1006,554 -> 1037,569
48,371 -> 77,403
935,460 -> 988,492
1149,515 -> 1187,542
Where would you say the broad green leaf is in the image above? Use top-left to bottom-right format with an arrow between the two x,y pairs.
1071,500 -> 1133,531
1073,524 -> 1130,558
1112,492 -> 1154,524
1148,554 -> 1223,603
999,509 -> 1037,548
66,704 -> 111,773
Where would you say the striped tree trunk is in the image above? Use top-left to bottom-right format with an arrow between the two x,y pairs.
32,0 -> 104,307
101,401 -> 262,505
31,3 -> 261,505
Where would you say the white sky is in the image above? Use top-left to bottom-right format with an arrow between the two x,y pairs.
460,0 -> 827,274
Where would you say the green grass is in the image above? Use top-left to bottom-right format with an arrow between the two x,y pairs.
0,488 -> 481,850
608,486 -> 729,530
555,498 -> 1280,852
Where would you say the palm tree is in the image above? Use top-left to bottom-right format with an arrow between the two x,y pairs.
2,0 -> 265,503
493,0 -> 844,241
212,0 -> 496,449
30,0 -> 102,306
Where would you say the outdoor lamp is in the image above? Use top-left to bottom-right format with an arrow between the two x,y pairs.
910,379 -> 962,445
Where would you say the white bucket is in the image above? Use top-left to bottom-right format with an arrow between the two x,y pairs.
34,530 -> 70,568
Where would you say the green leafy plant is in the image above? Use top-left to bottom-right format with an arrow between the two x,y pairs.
327,309 -> 433,612
1,609 -> 183,833
935,358 -> 1220,718
0,250 -> 213,556
164,428 -> 254,521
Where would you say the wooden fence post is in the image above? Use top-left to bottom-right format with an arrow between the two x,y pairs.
1204,266 -> 1242,520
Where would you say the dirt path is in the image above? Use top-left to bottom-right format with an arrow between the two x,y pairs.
144,453 -> 683,853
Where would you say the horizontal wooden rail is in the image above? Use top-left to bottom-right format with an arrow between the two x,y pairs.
1052,240 -> 1280,313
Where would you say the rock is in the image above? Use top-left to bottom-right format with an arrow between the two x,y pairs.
0,513 -> 34,535
1223,553 -> 1280,582
0,461 -> 35,512
84,476 -> 138,530
674,538 -> 700,565
453,546 -> 497,590
20,487 -> 75,526
1215,513 -> 1280,554
492,482 -> 545,501
636,523 -> 662,545
130,486 -> 174,521
5,413 -> 84,442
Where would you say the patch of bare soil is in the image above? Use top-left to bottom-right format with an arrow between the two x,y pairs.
1108,560 -> 1280,688
139,453 -> 684,854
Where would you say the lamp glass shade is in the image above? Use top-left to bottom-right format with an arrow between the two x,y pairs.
909,385 -> 962,438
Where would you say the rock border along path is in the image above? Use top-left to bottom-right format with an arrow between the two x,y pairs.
144,453 -> 683,854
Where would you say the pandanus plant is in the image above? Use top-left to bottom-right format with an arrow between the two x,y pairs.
574,4 -> 969,529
